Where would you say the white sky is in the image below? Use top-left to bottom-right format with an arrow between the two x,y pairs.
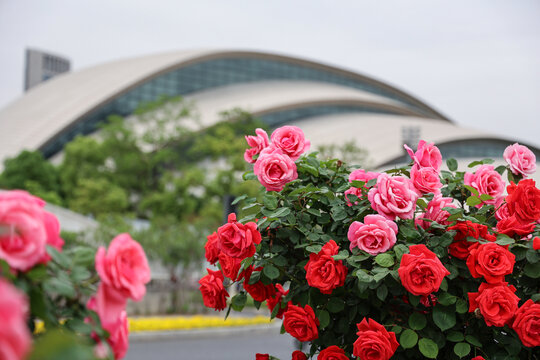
1,0 -> 539,146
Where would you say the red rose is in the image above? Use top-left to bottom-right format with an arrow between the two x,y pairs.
533,236 -> 540,250
204,232 -> 219,265
471,357 -> 486,360
256,354 -> 270,360
218,253 -> 243,281
398,244 -> 450,296
243,266 -> 276,302
304,240 -> 348,294
283,304 -> 319,342
318,345 -> 349,360
496,215 -> 536,237
448,221 -> 496,259
292,350 -> 308,360
512,299 -> 540,347
353,318 -> 399,360
466,242 -> 515,283
506,179 -> 540,223
266,283 -> 289,319
217,213 -> 262,259
199,268 -> 229,311
469,282 -> 520,327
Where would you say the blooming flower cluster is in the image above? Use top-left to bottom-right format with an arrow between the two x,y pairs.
0,190 -> 150,360
200,131 -> 540,359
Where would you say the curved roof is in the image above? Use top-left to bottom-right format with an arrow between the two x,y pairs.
0,49 -> 450,162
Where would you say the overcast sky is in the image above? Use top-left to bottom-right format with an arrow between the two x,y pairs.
1,0 -> 539,146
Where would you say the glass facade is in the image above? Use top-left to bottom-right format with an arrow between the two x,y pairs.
41,56 -> 435,157
260,105 -> 398,126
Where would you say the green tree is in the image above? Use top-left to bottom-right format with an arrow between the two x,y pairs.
0,150 -> 62,204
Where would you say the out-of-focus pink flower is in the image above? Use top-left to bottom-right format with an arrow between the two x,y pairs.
0,278 -> 32,360
95,233 -> 151,302
0,190 -> 50,271
503,143 -> 536,177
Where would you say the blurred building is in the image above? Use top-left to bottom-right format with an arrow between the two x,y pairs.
24,48 -> 70,91
1,49 -> 538,167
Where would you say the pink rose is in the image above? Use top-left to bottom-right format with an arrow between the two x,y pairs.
270,126 -> 310,161
0,190 -> 49,271
244,128 -> 270,163
494,197 -> 510,221
253,147 -> 298,192
217,213 -> 262,259
87,283 -> 128,327
345,169 -> 380,206
349,169 -> 380,183
416,194 -> 455,229
410,164 -> 442,195
464,165 -> 505,206
96,233 -> 151,302
404,140 -> 442,171
368,174 -> 419,220
0,278 -> 31,360
503,143 -> 536,177
107,311 -> 129,360
348,214 -> 398,255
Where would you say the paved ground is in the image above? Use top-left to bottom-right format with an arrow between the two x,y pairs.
125,326 -> 298,360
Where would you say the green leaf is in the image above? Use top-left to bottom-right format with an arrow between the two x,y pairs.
374,253 -> 394,267
456,299 -> 468,314
231,292 -> 247,311
409,312 -> 427,330
433,305 -> 456,331
327,297 -> 345,313
525,249 -> 538,264
43,277 -> 76,298
454,342 -> 471,358
465,335 -> 482,347
495,234 -> 515,246
261,207 -> 291,219
446,158 -> 458,171
263,265 -> 280,280
409,293 -> 420,307
317,310 -> 330,328
418,338 -> 439,359
242,171 -> 257,181
263,194 -> 278,210
463,185 -> 479,196
394,244 -> 409,261
231,194 -> 248,205
479,193 -> 493,201
70,266 -> 91,282
330,207 -> 347,221
356,270 -> 373,283
524,262 -> 540,278
377,284 -> 388,301
400,329 -> 418,349
248,271 -> 261,285
495,165 -> 506,175
298,163 -> 319,177
466,196 -> 482,206
71,247 -> 95,267
307,207 -> 321,217
446,331 -> 464,342
26,266 -> 48,282
47,247 -> 71,269
437,292 -> 457,306
306,245 -> 322,253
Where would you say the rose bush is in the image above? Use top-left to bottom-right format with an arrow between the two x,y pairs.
0,190 -> 150,360
200,127 -> 539,359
